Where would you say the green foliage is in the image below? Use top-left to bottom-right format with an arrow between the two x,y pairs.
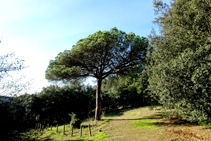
101,75 -> 147,109
45,27 -> 148,82
0,84 -> 96,139
69,112 -> 81,128
69,112 -> 78,125
198,121 -> 209,126
147,0 -> 211,123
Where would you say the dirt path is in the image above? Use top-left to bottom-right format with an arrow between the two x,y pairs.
91,107 -> 211,141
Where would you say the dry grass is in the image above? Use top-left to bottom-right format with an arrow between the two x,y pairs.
26,106 -> 211,140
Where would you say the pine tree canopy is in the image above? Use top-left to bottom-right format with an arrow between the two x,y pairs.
45,27 -> 148,82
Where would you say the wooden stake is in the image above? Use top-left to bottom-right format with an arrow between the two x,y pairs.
80,125 -> 82,137
71,125 -> 73,137
40,124 -> 42,131
88,124 -> 92,136
63,125 -> 65,135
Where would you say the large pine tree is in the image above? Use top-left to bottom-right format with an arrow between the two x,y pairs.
147,0 -> 211,122
45,27 -> 148,120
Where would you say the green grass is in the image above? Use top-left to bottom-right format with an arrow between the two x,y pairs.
93,132 -> 107,141
73,132 -> 107,141
131,119 -> 158,130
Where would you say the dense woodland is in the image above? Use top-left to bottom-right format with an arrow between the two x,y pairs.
0,0 -> 211,139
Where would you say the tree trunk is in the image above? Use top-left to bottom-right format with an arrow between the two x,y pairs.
95,77 -> 102,121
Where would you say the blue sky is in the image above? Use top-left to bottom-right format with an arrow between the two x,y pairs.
0,0 -> 171,95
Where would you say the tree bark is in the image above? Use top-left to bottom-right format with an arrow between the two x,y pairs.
95,77 -> 102,121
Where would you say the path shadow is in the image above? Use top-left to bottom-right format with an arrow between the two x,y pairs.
100,118 -> 145,121
102,108 -> 164,121
103,108 -> 131,117
144,120 -> 199,128
205,126 -> 211,129
100,116 -> 162,121
43,139 -> 53,141
143,112 -> 199,127
104,106 -> 150,117
145,112 -> 163,119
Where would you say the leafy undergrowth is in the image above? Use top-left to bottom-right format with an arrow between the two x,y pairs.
20,106 -> 211,141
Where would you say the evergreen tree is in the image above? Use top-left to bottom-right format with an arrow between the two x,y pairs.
45,27 -> 148,120
147,0 -> 211,122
